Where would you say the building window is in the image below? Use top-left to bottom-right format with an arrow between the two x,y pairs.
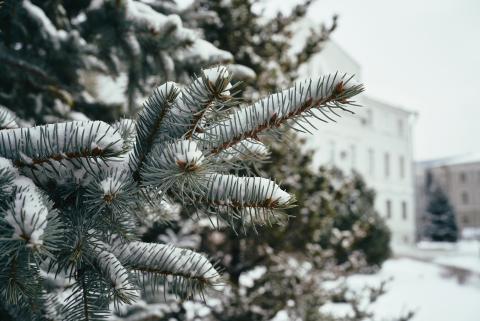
402,201 -> 407,220
459,172 -> 467,183
403,235 -> 409,243
399,156 -> 405,179
368,148 -> 374,176
461,192 -> 469,204
386,200 -> 392,219
384,152 -> 390,178
362,110 -> 373,126
398,119 -> 404,136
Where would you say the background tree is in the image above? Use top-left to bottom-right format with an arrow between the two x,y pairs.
423,171 -> 459,242
182,0 -> 337,96
0,0 -> 233,123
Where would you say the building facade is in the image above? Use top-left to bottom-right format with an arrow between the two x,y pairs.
415,154 -> 480,239
298,41 -> 417,245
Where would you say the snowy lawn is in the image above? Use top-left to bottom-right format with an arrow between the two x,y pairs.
321,241 -> 480,321
348,258 -> 479,321
396,240 -> 480,274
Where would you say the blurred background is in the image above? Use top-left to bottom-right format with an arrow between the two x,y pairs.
0,0 -> 479,320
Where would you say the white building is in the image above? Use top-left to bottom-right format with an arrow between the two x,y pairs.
298,41 -> 417,245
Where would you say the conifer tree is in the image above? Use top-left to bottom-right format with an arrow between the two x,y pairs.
0,0 -> 233,123
0,66 -> 363,320
181,0 -> 337,95
115,3 -> 391,320
423,171 -> 458,242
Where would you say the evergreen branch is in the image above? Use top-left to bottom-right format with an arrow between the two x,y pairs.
0,49 -> 57,85
0,252 -> 43,310
21,0 -> 67,48
141,140 -> 209,199
199,74 -> 364,154
0,157 -> 16,202
83,168 -> 139,241
94,249 -> 139,306
0,106 -> 18,130
49,215 -> 104,281
135,195 -> 180,227
295,15 -> 338,67
131,82 -> 180,179
4,182 -> 49,248
204,174 -> 293,209
61,272 -> 110,321
212,206 -> 289,233
84,168 -> 137,217
0,121 -> 124,169
112,119 -> 137,150
157,66 -> 233,140
182,66 -> 233,139
213,138 -> 270,163
111,240 -> 221,299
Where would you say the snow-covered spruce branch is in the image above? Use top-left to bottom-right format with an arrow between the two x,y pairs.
0,157 -> 16,200
5,183 -> 49,248
110,240 -> 221,298
0,66 -> 363,320
214,139 -> 270,163
94,249 -> 139,305
0,105 -> 18,130
130,82 -> 179,177
131,66 -> 231,179
202,174 -> 294,228
141,139 -> 209,200
163,66 -> 233,139
0,121 -> 123,169
84,169 -> 137,217
205,174 -> 293,209
0,158 -> 59,251
199,74 -> 364,154
180,66 -> 233,138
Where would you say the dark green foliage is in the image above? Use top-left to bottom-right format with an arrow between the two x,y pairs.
0,0 -> 232,124
189,0 -> 337,95
424,182 -> 458,242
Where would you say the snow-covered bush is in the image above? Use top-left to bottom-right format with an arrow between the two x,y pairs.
0,66 -> 363,320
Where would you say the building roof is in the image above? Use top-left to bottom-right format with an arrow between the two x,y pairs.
417,152 -> 480,168
361,95 -> 417,117
298,38 -> 416,117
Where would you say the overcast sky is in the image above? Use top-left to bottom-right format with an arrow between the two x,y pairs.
265,0 -> 480,161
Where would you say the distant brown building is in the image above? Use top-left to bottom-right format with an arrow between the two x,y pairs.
415,153 -> 480,240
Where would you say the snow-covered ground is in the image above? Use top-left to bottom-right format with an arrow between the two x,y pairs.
395,240 -> 480,274
321,241 -> 480,321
